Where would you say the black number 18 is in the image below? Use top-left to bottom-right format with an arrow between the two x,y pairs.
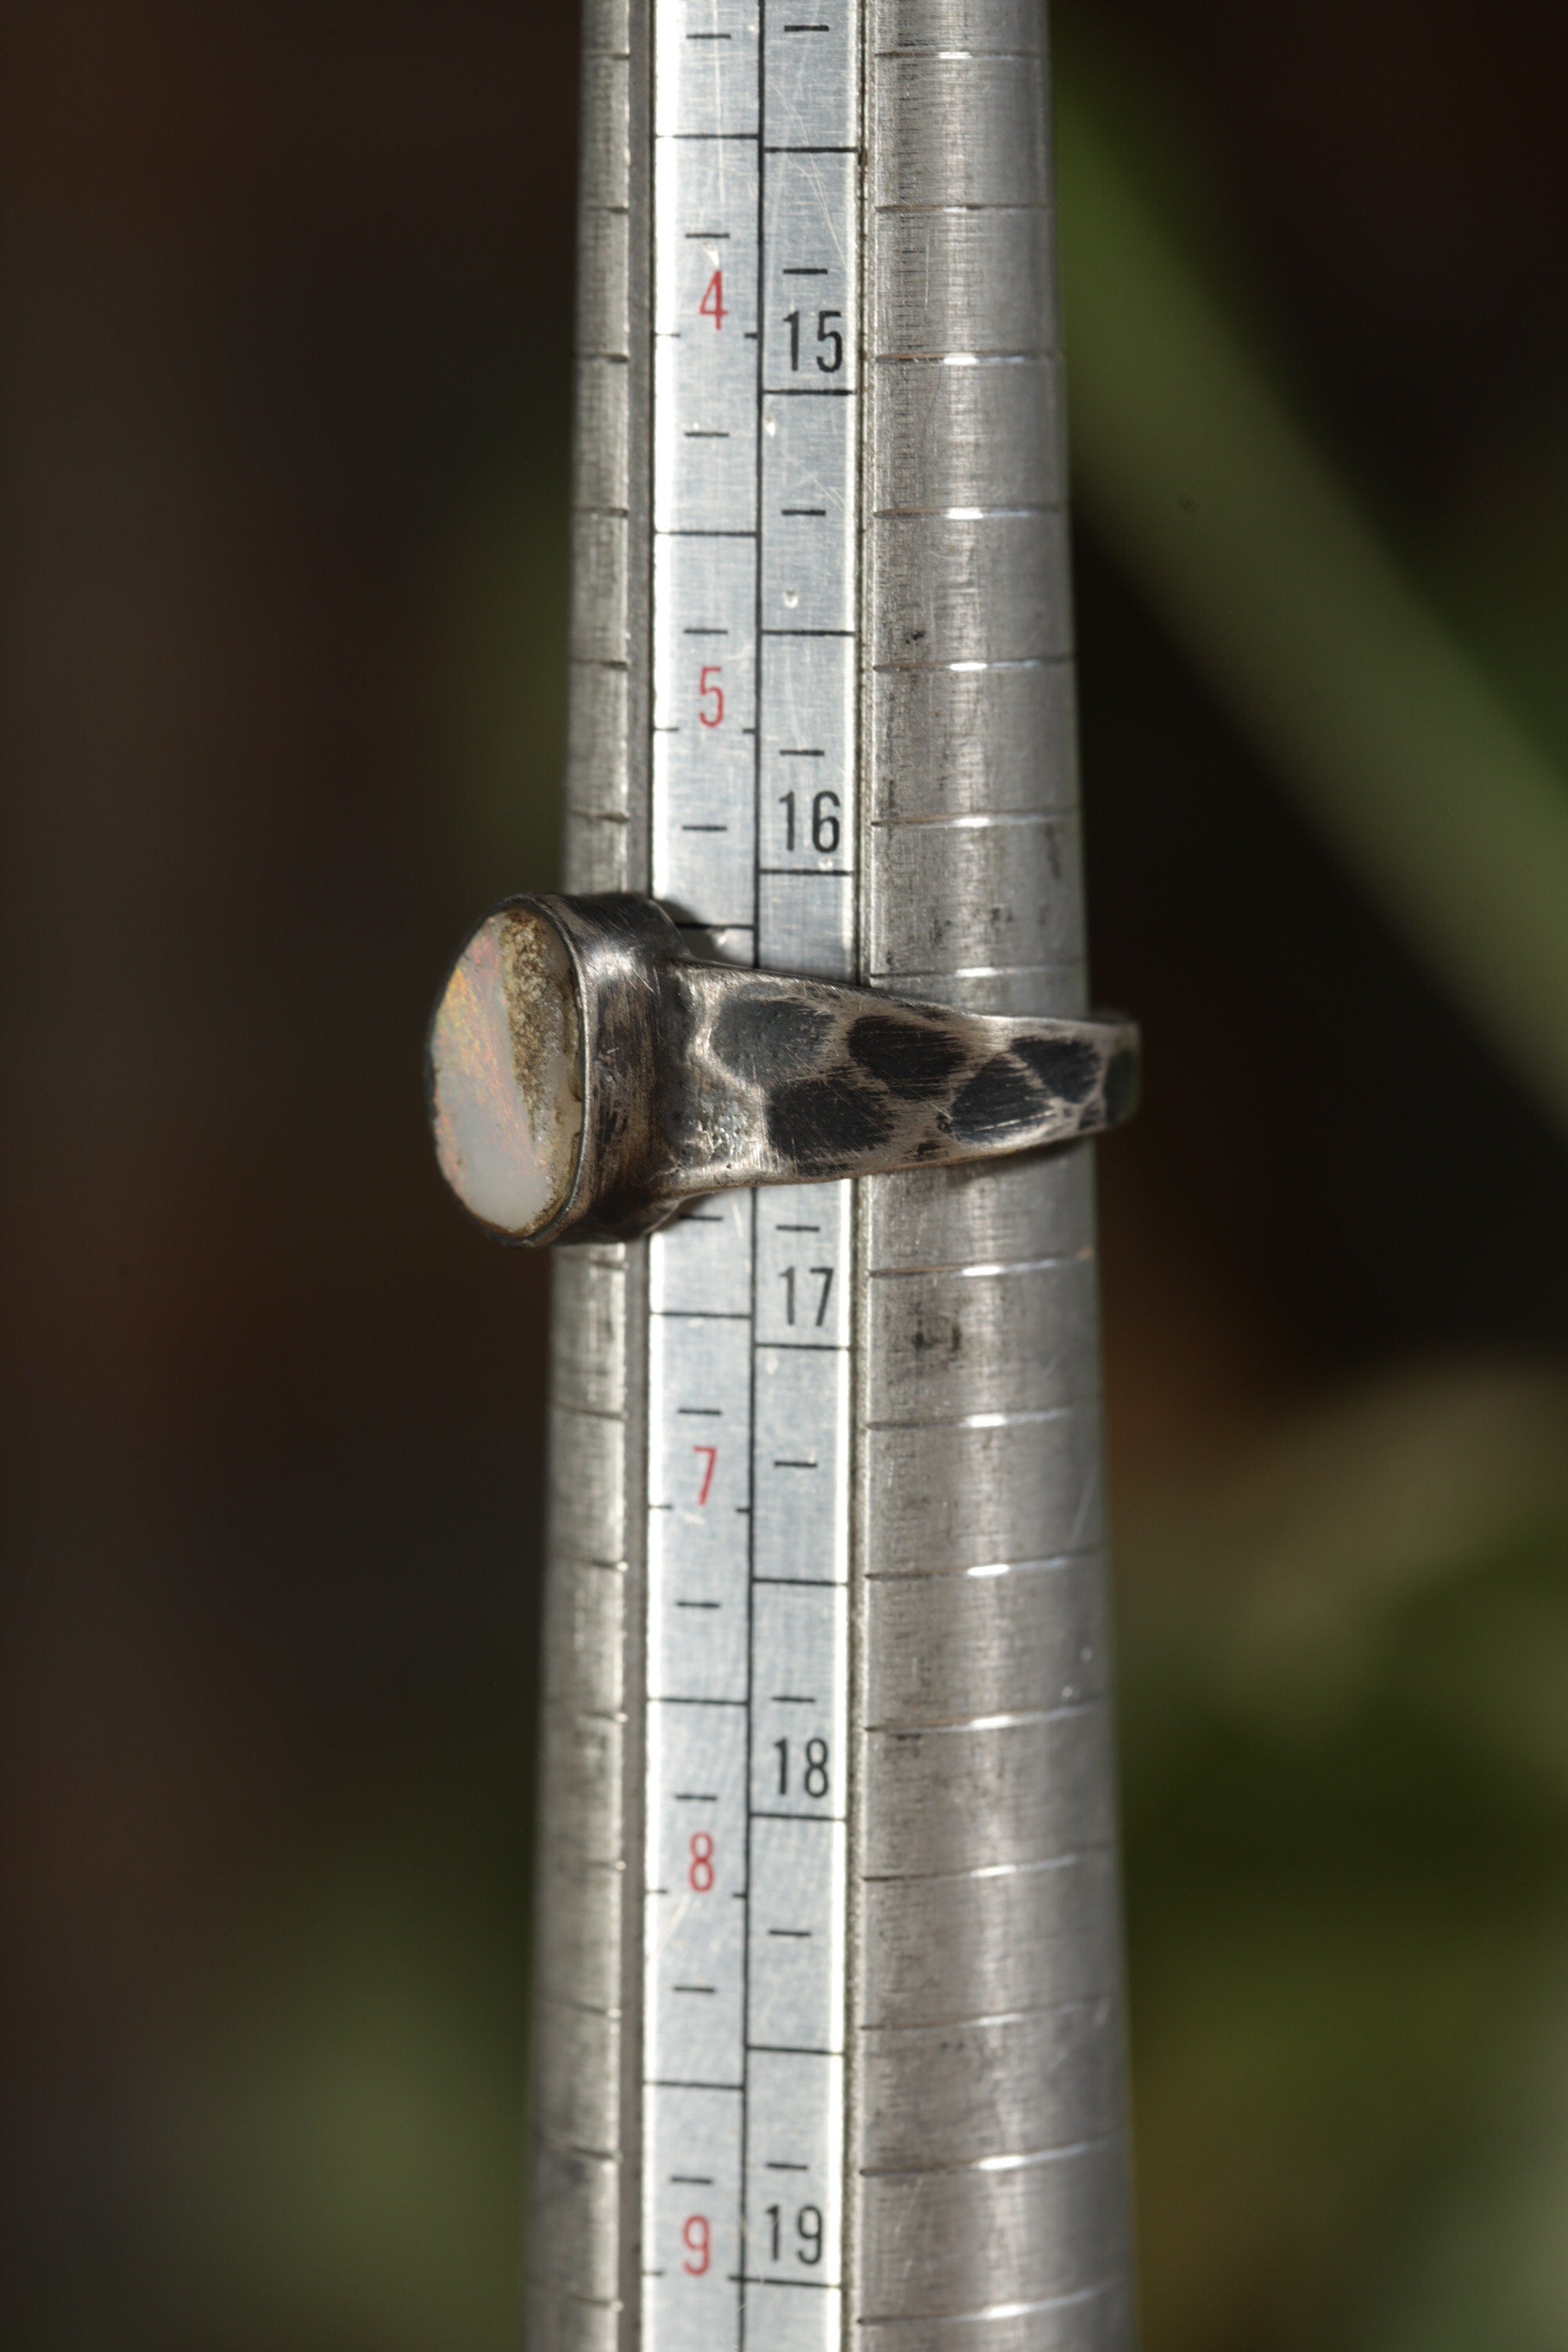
775,1736 -> 830,1799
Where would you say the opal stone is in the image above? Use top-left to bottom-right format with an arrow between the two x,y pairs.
429,907 -> 583,1239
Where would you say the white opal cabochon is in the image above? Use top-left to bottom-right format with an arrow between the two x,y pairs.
429,909 -> 583,1239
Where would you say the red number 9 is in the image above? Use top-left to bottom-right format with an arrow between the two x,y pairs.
682,2214 -> 711,2276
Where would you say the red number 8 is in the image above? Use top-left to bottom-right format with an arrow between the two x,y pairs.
688,1831 -> 714,1893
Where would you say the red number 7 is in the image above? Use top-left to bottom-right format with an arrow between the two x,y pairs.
693,1446 -> 717,1506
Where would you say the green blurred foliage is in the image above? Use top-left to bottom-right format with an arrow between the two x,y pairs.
1055,57 -> 1568,1138
425,438 -> 570,909
1120,1367 -> 1568,2350
130,1758 -> 535,2352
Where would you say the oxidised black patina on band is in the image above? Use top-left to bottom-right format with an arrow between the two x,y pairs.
435,892 -> 1139,1246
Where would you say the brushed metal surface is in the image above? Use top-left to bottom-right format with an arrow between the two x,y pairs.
546,1404 -> 626,1567
550,1250 -> 630,1420
872,659 -> 1080,824
540,1554 -> 628,1723
859,1705 -> 1117,1877
865,1148 -> 1098,1269
529,1 -> 1135,2340
856,2293 -> 1134,2352
870,510 -> 1075,668
856,2136 -> 1127,2312
860,1847 -> 1124,2025
564,664 -> 631,842
873,59 -> 1051,212
849,3 -> 1134,2343
879,0 -> 1045,49
866,1252 -> 1101,1423
876,205 -> 1056,359
875,962 -> 1092,1018
575,206 -> 630,367
859,1998 -> 1123,2171
869,811 -> 1086,979
572,358 -> 632,526
864,1554 -> 1109,1726
537,1700 -> 626,1868
535,1844 -> 625,2016
526,2287 -> 619,2352
528,0 -> 648,2339
872,356 -> 1065,514
532,2136 -> 623,2301
535,1998 -> 625,2158
866,1407 -> 1105,1566
569,512 -> 633,681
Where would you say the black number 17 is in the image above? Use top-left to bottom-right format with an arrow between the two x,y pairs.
779,1265 -> 835,1327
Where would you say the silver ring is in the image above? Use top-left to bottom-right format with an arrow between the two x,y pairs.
427,893 -> 1139,1244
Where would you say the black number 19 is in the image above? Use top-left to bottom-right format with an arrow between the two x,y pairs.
764,2203 -> 824,2267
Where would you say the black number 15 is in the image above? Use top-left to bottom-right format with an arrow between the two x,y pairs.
786,307 -> 844,374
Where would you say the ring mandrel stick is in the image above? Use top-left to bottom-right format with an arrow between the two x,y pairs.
428,892 -> 1140,1246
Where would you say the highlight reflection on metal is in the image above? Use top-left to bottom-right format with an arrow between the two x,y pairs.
428,892 -> 1138,1243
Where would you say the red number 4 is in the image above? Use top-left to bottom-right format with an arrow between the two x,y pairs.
699,269 -> 727,330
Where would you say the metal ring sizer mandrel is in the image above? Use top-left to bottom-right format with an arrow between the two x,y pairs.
427,892 -> 1140,1245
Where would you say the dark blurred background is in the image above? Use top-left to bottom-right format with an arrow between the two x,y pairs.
5,5 -> 1568,2348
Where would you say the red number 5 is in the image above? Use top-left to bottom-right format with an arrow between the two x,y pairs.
698,665 -> 724,729
682,2214 -> 711,2275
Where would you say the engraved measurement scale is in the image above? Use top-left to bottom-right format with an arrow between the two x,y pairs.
423,6 -> 1140,2341
643,5 -> 860,2345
